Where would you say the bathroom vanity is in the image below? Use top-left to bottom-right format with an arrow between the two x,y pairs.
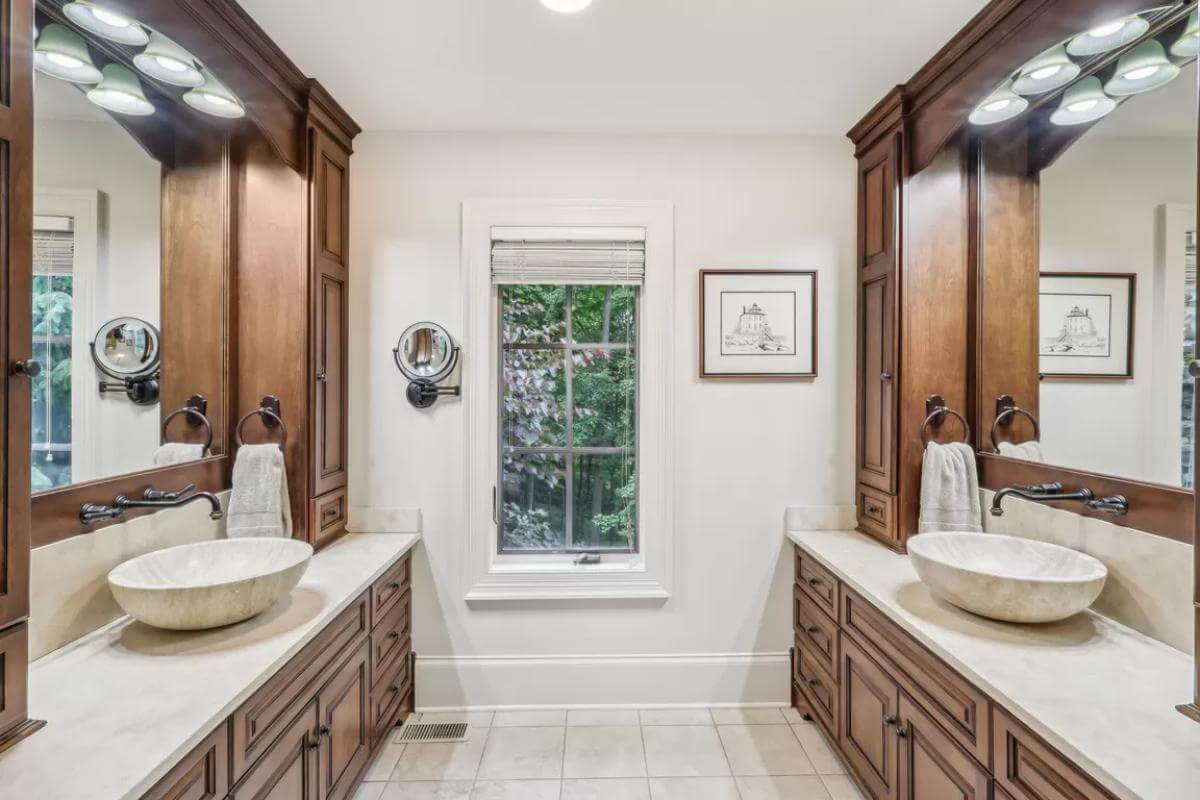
0,533 -> 416,799
789,531 -> 1200,800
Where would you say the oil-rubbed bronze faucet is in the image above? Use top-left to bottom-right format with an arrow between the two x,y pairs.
80,483 -> 224,524
990,481 -> 1128,516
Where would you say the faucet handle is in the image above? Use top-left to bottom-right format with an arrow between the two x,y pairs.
1085,495 -> 1128,515
143,483 -> 197,502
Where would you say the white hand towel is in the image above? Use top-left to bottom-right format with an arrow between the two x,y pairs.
997,440 -> 1044,463
152,442 -> 207,466
226,444 -> 293,538
918,441 -> 983,534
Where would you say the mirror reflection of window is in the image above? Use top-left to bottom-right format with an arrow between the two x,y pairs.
31,215 -> 75,490
1183,229 -> 1196,487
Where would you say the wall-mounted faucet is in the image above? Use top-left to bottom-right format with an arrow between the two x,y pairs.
990,482 -> 1128,517
80,483 -> 224,525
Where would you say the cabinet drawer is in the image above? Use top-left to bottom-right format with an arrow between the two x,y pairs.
371,587 -> 412,686
794,586 -> 838,679
311,489 -> 347,551
842,588 -> 991,767
796,548 -> 839,622
232,592 -> 368,780
0,624 -> 30,743
795,637 -> 838,738
994,709 -> 1116,800
856,484 -> 897,544
370,637 -> 412,743
141,723 -> 230,800
371,554 -> 412,629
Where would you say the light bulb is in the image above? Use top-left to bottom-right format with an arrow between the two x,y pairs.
1030,65 -> 1061,81
983,98 -> 1012,113
1089,20 -> 1125,38
46,52 -> 83,69
91,7 -> 132,28
1122,65 -> 1160,81
154,55 -> 187,73
202,92 -> 231,106
1067,98 -> 1098,113
540,0 -> 593,12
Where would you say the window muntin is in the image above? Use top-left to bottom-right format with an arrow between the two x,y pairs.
498,284 -> 637,554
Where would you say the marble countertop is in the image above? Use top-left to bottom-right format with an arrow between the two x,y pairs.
785,529 -> 1199,800
0,532 -> 421,800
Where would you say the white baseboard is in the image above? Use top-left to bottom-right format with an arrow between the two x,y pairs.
415,652 -> 790,709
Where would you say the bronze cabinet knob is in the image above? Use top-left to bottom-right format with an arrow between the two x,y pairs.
881,371 -> 893,381
10,359 -> 41,378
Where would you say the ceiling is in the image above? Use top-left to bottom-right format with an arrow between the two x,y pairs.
237,0 -> 991,135
34,72 -> 116,124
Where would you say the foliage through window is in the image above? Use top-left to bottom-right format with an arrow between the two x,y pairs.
499,284 -> 637,553
32,224 -> 75,491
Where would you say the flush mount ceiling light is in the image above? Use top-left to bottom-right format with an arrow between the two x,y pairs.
63,2 -> 148,46
540,0 -> 593,12
1105,39 -> 1179,95
34,23 -> 102,84
969,80 -> 1029,125
1012,45 -> 1080,95
1049,77 -> 1117,126
86,63 -> 154,116
183,70 -> 245,118
1067,14 -> 1150,56
133,32 -> 203,87
1171,10 -> 1200,58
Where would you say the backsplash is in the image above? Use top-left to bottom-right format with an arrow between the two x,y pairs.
28,491 -> 230,661
982,489 -> 1194,654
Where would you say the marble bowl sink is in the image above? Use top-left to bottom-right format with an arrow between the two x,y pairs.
907,532 -> 1107,623
108,538 -> 313,631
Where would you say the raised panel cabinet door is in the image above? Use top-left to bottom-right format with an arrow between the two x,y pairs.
140,723 -> 230,800
897,691 -> 990,800
317,641 -> 371,800
230,701 -> 319,800
840,634 -> 900,800
312,270 -> 347,498
858,270 -> 896,492
859,134 -> 899,273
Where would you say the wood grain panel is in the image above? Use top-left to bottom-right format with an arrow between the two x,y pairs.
796,550 -> 839,622
839,633 -> 899,800
795,637 -> 838,739
318,640 -> 371,800
898,690 -> 990,800
228,700 -> 318,800
140,722 -> 230,800
794,585 -> 839,680
993,709 -> 1117,800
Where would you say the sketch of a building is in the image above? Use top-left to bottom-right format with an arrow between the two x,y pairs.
725,301 -> 787,352
1044,304 -> 1107,353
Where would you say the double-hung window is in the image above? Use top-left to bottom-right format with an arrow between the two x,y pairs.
493,235 -> 643,557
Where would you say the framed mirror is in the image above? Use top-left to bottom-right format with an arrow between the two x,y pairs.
30,0 -> 240,541
974,2 -> 1198,539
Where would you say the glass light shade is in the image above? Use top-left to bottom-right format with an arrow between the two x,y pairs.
1104,39 -> 1179,96
86,64 -> 154,116
969,80 -> 1029,125
1171,10 -> 1200,58
1067,15 -> 1150,56
1012,45 -> 1080,95
183,70 -> 245,118
541,0 -> 593,12
63,2 -> 148,46
133,33 -> 202,87
1049,77 -> 1117,126
34,23 -> 101,84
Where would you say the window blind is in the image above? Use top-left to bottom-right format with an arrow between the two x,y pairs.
33,226 -> 75,277
491,228 -> 645,286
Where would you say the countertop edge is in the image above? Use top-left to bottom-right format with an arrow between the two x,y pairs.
784,528 -> 1175,800
16,532 -> 421,800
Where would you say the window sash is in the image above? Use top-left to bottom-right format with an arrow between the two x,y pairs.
497,284 -> 639,555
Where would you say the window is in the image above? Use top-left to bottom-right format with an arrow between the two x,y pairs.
499,283 -> 638,554
463,200 -> 673,600
31,217 -> 76,491
1183,228 -> 1196,488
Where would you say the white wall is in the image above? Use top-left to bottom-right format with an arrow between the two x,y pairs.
1040,133 -> 1195,485
34,118 -> 162,483
350,133 -> 856,706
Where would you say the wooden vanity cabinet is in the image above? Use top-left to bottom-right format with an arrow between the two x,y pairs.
793,543 -> 1118,800
142,724 -> 231,800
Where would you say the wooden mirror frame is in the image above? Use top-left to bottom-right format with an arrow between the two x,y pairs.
27,0 -> 344,547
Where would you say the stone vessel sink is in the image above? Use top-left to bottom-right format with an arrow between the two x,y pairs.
907,532 -> 1107,623
108,538 -> 313,631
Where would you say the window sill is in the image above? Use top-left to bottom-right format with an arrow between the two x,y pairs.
465,568 -> 670,602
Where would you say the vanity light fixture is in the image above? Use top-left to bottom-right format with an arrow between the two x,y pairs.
968,80 -> 1028,126
63,2 -> 149,47
183,70 -> 245,118
1066,14 -> 1150,56
1171,10 -> 1200,58
133,33 -> 203,87
1012,45 -> 1080,95
34,23 -> 102,84
1105,39 -> 1179,96
86,63 -> 154,116
1049,77 -> 1117,126
540,0 -> 593,12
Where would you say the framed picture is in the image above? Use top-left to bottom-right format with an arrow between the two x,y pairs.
699,269 -> 817,379
1038,272 -> 1135,379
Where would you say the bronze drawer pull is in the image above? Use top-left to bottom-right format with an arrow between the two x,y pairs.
304,733 -> 320,751
388,631 -> 401,640
806,677 -> 821,689
805,625 -> 821,635
807,577 -> 823,588
895,723 -> 910,739
319,725 -> 331,738
865,504 -> 881,516
884,715 -> 898,727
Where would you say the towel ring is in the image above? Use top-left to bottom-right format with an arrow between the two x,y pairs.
921,395 -> 971,446
161,407 -> 213,450
990,400 -> 1041,451
236,396 -> 288,448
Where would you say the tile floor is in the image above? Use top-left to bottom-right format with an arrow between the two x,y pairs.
354,707 -> 866,800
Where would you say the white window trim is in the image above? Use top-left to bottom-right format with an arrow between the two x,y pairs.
462,199 -> 675,601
